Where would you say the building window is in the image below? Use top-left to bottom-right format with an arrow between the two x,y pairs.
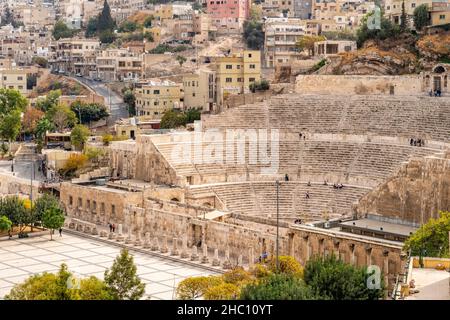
78,197 -> 82,208
154,90 -> 160,94
440,14 -> 446,20
249,78 -> 256,82
226,64 -> 232,69
101,202 -> 105,213
111,205 -> 116,216
411,3 -> 416,8
69,196 -> 73,206
226,77 -> 232,83
18,76 -> 23,80
250,64 -> 256,69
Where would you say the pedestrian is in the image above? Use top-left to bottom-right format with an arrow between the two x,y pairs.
285,174 -> 289,181
59,228 -> 62,237
112,223 -> 115,233
108,223 -> 112,232
410,138 -> 414,146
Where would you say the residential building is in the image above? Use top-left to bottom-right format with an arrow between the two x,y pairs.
135,80 -> 183,118
96,48 -> 143,82
294,0 -> 313,19
384,0 -> 434,27
263,17 -> 306,68
214,50 -> 261,105
0,68 -> 28,95
262,0 -> 295,17
313,40 -> 357,57
430,1 -> 450,26
207,0 -> 250,34
183,69 -> 216,112
48,38 -> 100,77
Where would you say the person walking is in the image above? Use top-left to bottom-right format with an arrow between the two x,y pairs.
112,223 -> 116,233
59,228 -> 62,237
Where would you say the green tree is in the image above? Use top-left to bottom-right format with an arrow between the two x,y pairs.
404,211 -> 450,258
0,109 -> 22,155
31,57 -> 48,68
240,273 -> 314,300
118,21 -> 139,33
413,4 -> 430,31
303,255 -> 385,300
143,15 -> 154,28
78,276 -> 113,300
33,194 -> 62,223
123,90 -> 136,116
0,196 -> 28,231
99,30 -> 117,44
47,104 -> 78,132
35,118 -> 55,150
356,11 -> 401,47
296,35 -> 326,55
185,108 -> 201,123
85,17 -> 98,37
176,55 -> 187,67
70,101 -> 109,124
98,0 -> 116,33
42,206 -> 65,240
0,215 -> 12,233
70,124 -> 90,150
1,7 -> 22,28
104,249 -> 145,300
0,88 -> 28,115
36,90 -> 61,112
204,282 -> 240,300
243,20 -> 264,50
53,20 -> 76,40
160,110 -> 187,129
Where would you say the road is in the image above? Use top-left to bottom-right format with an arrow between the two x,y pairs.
74,77 -> 129,126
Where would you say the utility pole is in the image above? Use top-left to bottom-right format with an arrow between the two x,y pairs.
276,179 -> 280,273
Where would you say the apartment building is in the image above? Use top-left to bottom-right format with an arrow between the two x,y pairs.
294,0 -> 313,19
96,48 -> 143,82
49,38 -> 100,77
183,69 -> 216,112
214,50 -> 261,105
135,80 -> 183,118
313,40 -> 357,57
385,0 -> 432,27
430,1 -> 450,26
0,68 -> 28,95
207,0 -> 250,34
263,17 -> 306,68
313,0 -> 373,31
262,0 -> 295,17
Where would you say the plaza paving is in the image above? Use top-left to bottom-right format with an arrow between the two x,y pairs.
405,268 -> 450,300
0,233 -> 218,300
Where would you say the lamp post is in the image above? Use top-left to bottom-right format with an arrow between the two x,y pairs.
276,179 -> 280,272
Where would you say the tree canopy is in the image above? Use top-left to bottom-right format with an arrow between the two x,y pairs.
356,11 -> 401,47
404,211 -> 450,258
70,124 -> 90,150
70,101 -> 109,124
104,249 -> 145,300
53,20 -> 77,40
243,20 -> 264,50
413,4 -> 430,31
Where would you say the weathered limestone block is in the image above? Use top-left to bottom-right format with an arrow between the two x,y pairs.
212,249 -> 220,266
180,237 -> 189,258
191,245 -> 199,261
237,254 -> 243,266
100,230 -> 108,237
69,222 -> 75,229
143,232 -> 151,249
201,244 -> 209,264
84,226 -> 91,234
160,236 -> 168,253
91,227 -> 98,235
171,238 -> 179,256
151,237 -> 159,251
222,248 -> 232,269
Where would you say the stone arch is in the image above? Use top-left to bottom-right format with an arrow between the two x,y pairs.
433,65 -> 447,74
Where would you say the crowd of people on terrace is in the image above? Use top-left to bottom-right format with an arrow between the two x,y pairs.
410,138 -> 425,147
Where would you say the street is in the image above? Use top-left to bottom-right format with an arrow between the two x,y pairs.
73,77 -> 129,126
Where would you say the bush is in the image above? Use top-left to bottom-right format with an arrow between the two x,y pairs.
240,273 -> 314,300
249,79 -> 270,92
267,256 -> 304,278
102,134 -> 113,146
59,153 -> 87,178
303,255 -> 385,300
176,276 -> 223,300
204,283 -> 240,300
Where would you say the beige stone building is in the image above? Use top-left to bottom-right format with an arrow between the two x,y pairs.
0,68 -> 28,95
135,80 -> 183,118
96,48 -> 143,82
313,40 -> 357,57
214,50 -> 261,106
183,69 -> 216,112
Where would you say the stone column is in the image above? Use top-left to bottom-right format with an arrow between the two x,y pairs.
160,236 -> 168,253
171,238 -> 179,256
125,227 -> 133,244
181,236 -> 189,258
223,247 -> 232,269
383,250 -> 390,289
304,235 -> 311,261
116,224 -> 124,242
366,247 -> 372,266
151,237 -> 159,251
134,232 -> 142,246
333,240 -> 340,259
201,244 -> 209,264
349,244 -> 356,266
143,232 -> 151,249
237,254 -> 243,267
212,249 -> 220,266
191,245 -> 199,261
248,247 -> 254,269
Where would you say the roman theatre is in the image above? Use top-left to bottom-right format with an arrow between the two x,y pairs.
58,74 -> 450,292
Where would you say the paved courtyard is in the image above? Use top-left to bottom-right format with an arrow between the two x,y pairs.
406,268 -> 450,300
0,233 -> 218,300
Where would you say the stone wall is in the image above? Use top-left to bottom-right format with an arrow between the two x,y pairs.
355,152 -> 450,225
296,75 -> 423,95
60,182 -> 143,225
0,172 -> 40,197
